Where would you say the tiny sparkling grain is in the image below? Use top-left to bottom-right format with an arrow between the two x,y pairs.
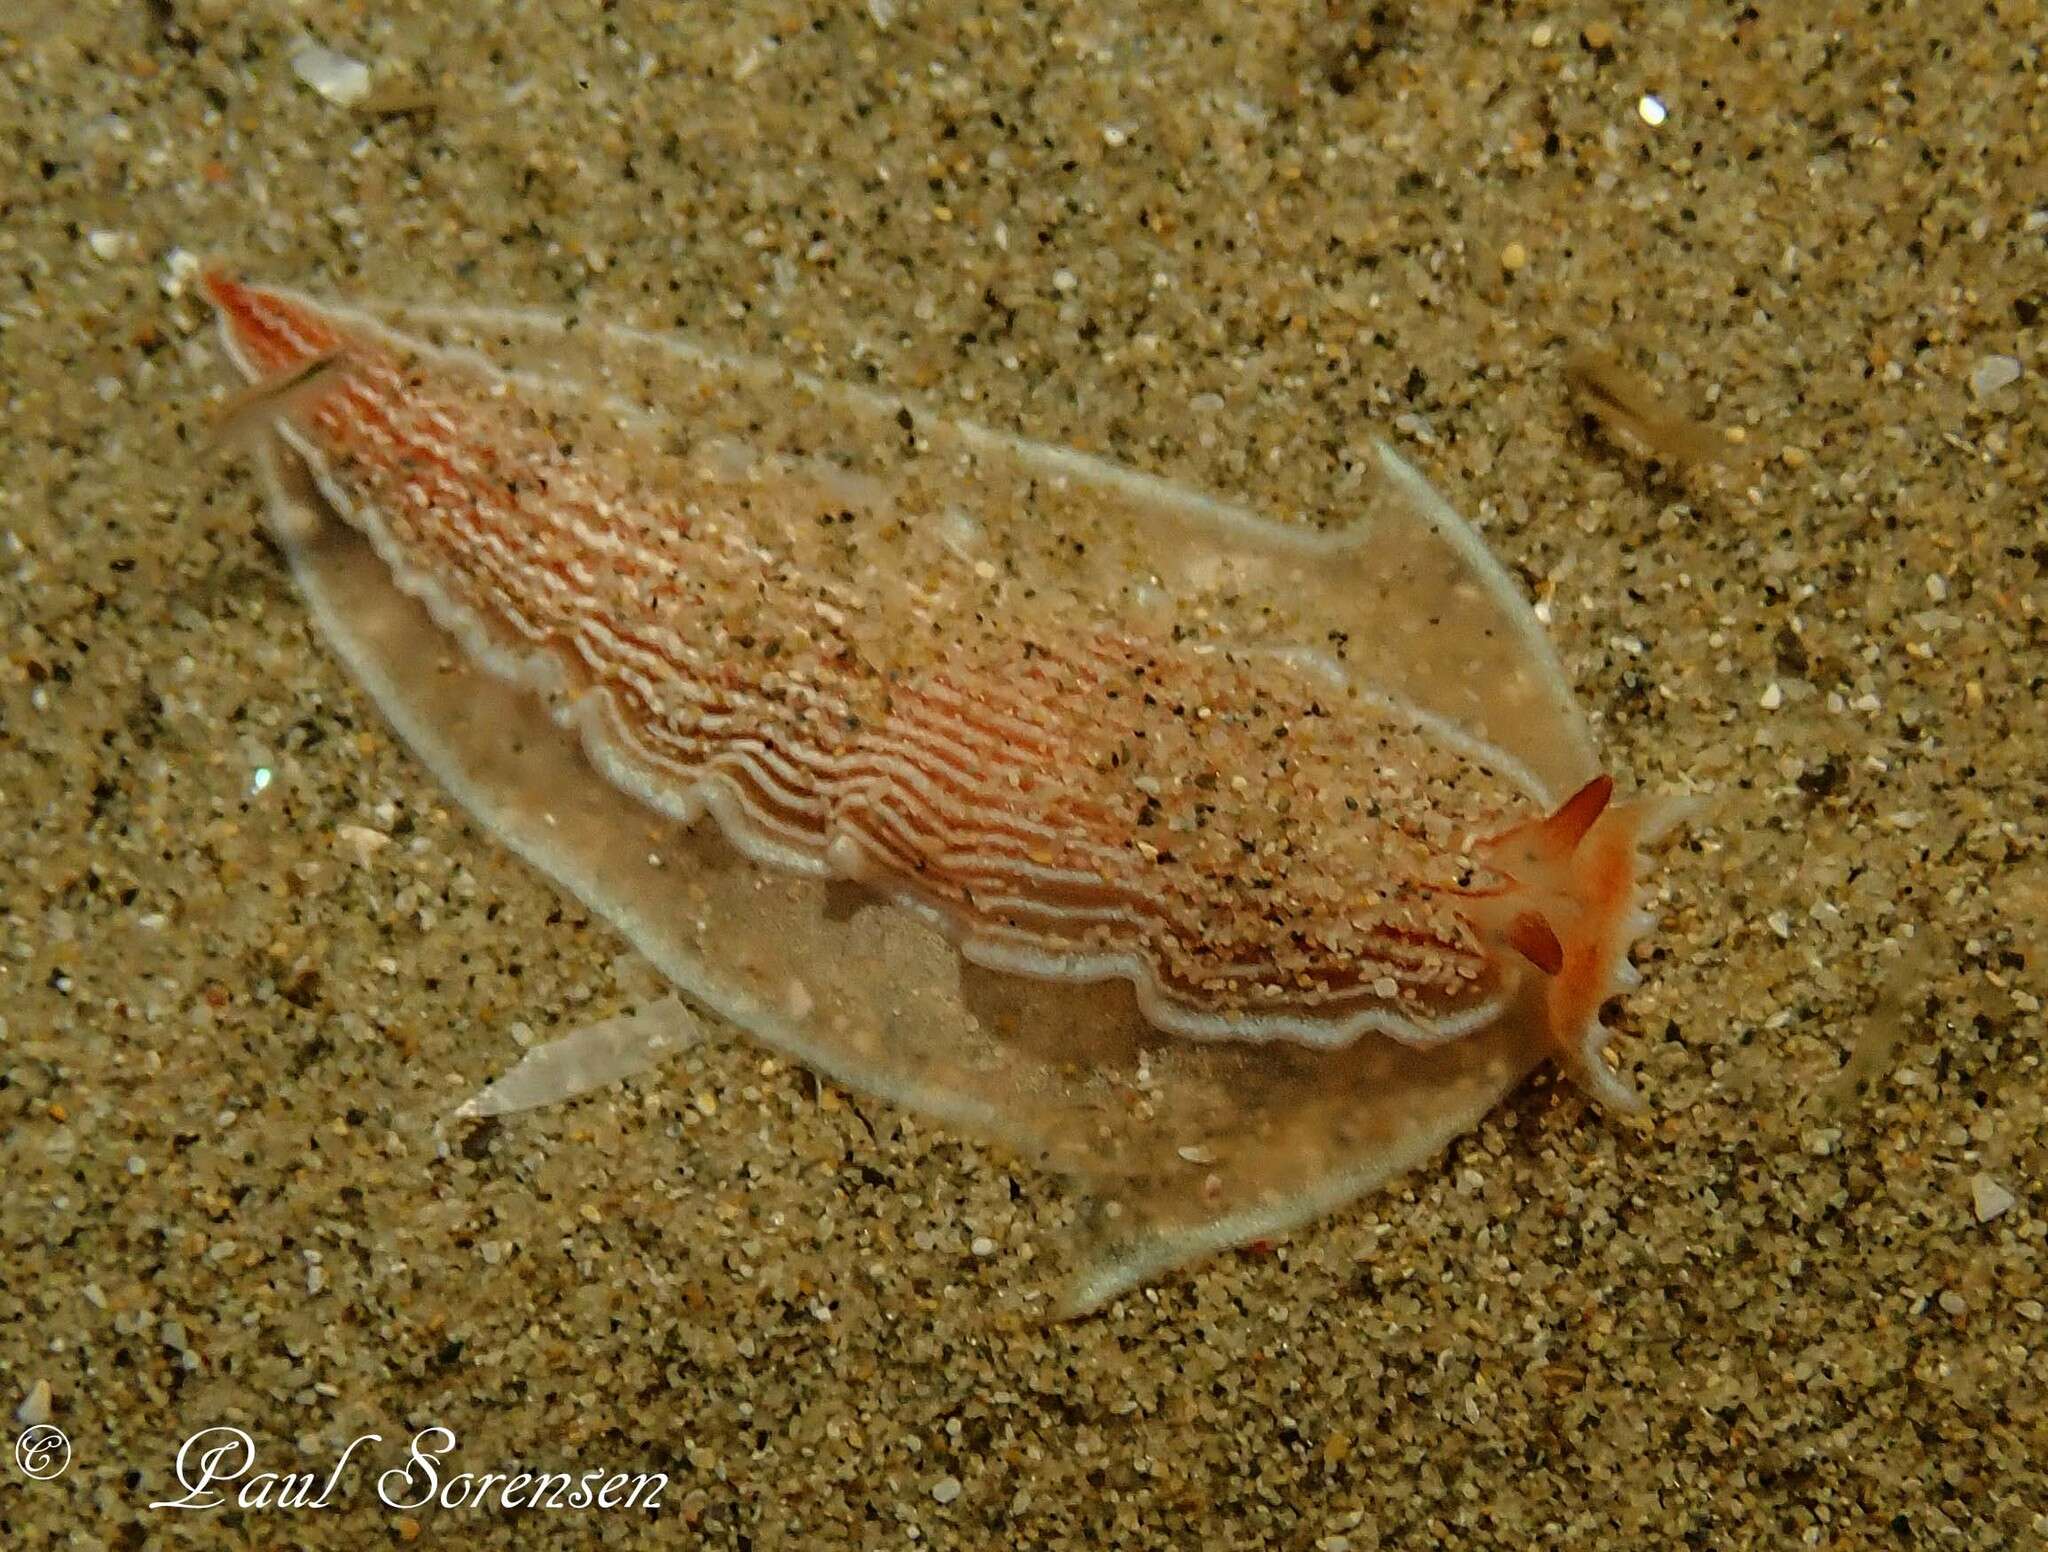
1638,94 -> 1668,127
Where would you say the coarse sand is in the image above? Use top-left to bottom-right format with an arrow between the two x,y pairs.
1,3 -> 2042,1547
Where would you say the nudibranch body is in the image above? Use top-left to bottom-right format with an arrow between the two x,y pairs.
201,268 -> 1686,1302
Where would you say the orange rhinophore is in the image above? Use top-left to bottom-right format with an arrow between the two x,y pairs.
201,267 -> 1693,1307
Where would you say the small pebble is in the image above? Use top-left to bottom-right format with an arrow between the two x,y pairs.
335,824 -> 391,861
1968,354 -> 2021,399
1971,1174 -> 2016,1223
1938,1290 -> 1967,1317
1499,240 -> 1529,272
16,1378 -> 52,1427
162,246 -> 200,295
970,1235 -> 996,1257
1638,94 -> 1668,127
932,1475 -> 963,1505
86,229 -> 128,262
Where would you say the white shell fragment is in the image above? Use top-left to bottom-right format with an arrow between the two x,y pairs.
291,43 -> 373,107
456,998 -> 704,1118
1971,1173 -> 2016,1223
15,1378 -> 52,1427
1968,354 -> 2021,400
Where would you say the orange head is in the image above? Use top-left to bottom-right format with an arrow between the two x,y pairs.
1448,774 -> 1690,1110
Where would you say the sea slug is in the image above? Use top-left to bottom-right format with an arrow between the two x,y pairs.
202,269 -> 1688,1307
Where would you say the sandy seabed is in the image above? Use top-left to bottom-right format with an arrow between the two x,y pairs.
1,2 -> 2042,1548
